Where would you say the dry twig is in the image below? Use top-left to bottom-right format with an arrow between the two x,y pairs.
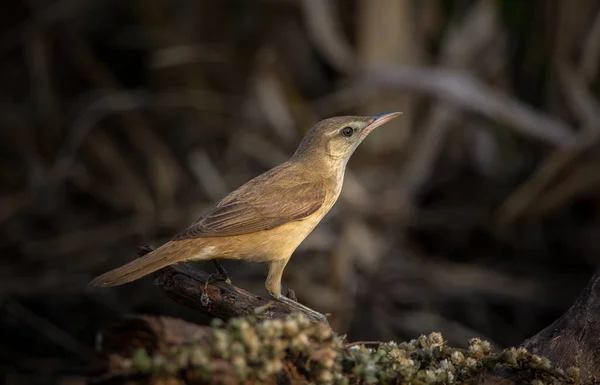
155,263 -> 330,325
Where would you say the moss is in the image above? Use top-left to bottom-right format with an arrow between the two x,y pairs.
115,313 -> 585,384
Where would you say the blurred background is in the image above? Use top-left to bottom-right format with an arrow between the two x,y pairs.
1,0 -> 600,383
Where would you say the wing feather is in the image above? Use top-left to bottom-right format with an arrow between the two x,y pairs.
174,164 -> 327,239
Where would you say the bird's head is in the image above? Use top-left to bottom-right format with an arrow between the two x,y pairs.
292,112 -> 402,163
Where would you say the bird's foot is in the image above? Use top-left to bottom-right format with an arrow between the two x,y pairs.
270,292 -> 328,323
211,260 -> 231,284
201,270 -> 231,307
203,270 -> 230,292
205,273 -> 230,286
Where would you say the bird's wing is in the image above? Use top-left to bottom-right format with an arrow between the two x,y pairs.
173,164 -> 327,239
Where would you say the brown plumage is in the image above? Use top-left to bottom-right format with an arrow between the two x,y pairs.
89,112 -> 402,319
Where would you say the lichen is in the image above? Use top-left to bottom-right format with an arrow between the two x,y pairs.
114,313 -> 585,384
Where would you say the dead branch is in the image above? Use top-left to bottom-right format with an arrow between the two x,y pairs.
479,268 -> 600,384
300,0 -> 357,75
367,66 -> 574,146
521,268 -> 600,382
154,262 -> 330,325
495,60 -> 600,226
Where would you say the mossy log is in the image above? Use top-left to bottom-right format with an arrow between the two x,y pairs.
89,265 -> 600,384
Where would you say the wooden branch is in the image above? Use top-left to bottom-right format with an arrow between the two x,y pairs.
521,268 -> 600,382
153,262 -> 330,325
480,268 -> 600,384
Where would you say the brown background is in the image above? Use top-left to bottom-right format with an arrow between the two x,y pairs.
1,1 -> 599,384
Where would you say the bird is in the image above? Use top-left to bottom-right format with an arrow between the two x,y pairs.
89,112 -> 402,321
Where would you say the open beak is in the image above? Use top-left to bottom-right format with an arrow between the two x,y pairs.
360,112 -> 403,137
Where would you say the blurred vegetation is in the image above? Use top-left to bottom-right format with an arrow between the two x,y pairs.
96,313 -> 582,385
1,0 -> 600,384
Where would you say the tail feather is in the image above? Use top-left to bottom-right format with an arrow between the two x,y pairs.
89,241 -> 200,287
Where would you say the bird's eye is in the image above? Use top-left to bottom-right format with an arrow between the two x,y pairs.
340,126 -> 354,137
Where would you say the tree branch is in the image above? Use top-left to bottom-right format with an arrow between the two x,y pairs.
154,262 -> 330,325
521,268 -> 600,382
479,268 -> 600,384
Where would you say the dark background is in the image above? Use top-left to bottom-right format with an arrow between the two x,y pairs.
1,0 -> 600,384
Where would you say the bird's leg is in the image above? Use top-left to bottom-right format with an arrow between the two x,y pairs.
265,259 -> 327,322
201,260 -> 232,306
204,260 -> 231,288
211,260 -> 231,284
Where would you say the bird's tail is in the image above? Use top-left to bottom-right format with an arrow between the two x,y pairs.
89,240 -> 209,287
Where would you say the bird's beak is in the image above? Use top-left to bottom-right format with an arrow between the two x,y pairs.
360,112 -> 403,137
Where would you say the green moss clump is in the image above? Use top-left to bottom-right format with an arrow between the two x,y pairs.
115,313 -> 584,384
